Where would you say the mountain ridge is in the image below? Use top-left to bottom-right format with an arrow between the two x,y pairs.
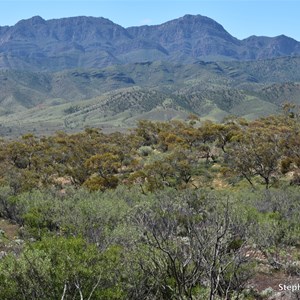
1,14 -> 300,71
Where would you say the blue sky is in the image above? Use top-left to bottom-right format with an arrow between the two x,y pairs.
1,0 -> 300,41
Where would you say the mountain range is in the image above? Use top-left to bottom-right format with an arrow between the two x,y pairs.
0,14 -> 300,135
1,14 -> 300,71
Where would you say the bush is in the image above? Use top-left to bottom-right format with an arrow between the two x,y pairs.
137,146 -> 153,156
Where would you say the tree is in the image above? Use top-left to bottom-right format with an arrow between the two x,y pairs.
84,153 -> 121,191
228,124 -> 283,189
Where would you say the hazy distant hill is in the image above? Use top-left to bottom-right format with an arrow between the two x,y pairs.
1,14 -> 300,71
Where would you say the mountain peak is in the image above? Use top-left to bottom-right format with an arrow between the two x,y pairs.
181,14 -> 205,20
165,14 -> 223,27
181,14 -> 215,22
275,34 -> 297,42
171,14 -> 226,29
48,15 -> 115,25
16,15 -> 46,26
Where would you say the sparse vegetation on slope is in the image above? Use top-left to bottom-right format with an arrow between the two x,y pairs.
1,57 -> 300,136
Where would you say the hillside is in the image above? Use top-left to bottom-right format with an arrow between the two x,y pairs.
0,56 -> 300,135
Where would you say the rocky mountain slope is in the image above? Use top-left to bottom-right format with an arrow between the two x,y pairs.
0,15 -> 300,71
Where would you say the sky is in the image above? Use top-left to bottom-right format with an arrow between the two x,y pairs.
0,0 -> 300,41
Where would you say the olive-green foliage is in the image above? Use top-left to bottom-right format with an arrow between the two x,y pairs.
1,185 -> 300,299
1,113 -> 300,299
0,112 -> 299,193
1,187 -> 134,242
0,236 -> 126,300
